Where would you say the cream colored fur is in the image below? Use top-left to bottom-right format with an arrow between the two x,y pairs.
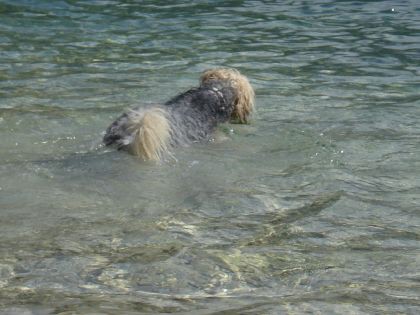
200,68 -> 255,123
127,108 -> 171,161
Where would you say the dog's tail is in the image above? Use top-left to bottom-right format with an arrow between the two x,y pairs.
127,107 -> 171,161
200,68 -> 255,123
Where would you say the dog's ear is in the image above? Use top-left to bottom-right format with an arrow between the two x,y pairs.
230,71 -> 255,124
200,68 -> 255,123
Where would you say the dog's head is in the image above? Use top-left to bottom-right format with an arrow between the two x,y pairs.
200,68 -> 255,124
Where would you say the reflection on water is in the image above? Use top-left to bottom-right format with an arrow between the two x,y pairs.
1,0 -> 419,314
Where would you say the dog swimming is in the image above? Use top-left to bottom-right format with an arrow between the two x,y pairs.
103,68 -> 255,161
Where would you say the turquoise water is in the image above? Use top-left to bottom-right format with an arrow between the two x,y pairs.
1,1 -> 419,314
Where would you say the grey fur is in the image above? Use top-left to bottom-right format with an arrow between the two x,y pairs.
103,80 -> 237,152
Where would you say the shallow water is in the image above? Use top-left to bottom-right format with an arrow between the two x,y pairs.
1,1 -> 420,314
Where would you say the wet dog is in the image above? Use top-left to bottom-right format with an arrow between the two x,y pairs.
103,68 -> 255,161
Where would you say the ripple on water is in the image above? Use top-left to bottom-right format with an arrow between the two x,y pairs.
1,0 -> 420,313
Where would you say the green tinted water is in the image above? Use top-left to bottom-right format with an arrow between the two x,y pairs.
1,1 -> 419,314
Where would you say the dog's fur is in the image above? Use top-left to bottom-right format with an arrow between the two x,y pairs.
103,68 -> 254,161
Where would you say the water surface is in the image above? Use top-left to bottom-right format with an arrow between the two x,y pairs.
1,1 -> 419,314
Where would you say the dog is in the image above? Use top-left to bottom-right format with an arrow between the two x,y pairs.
103,68 -> 255,161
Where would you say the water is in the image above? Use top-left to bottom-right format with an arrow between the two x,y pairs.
1,0 -> 419,314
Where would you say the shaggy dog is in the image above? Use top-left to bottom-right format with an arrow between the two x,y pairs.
103,68 -> 255,161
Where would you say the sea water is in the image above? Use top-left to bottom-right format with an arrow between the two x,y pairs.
0,1 -> 419,314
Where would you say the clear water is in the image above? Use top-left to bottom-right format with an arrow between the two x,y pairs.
1,1 -> 419,314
